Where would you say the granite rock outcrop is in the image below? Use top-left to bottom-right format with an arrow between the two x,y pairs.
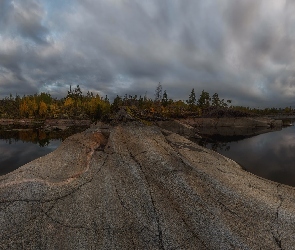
0,122 -> 294,249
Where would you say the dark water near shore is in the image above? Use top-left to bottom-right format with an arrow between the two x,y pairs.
0,126 -> 88,176
198,121 -> 295,186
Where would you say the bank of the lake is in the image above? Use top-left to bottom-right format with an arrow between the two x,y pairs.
1,122 -> 295,249
0,116 -> 286,179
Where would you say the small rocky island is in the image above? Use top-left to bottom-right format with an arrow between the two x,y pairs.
0,117 -> 294,249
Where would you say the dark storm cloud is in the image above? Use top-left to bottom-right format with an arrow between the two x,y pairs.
1,0 -> 295,107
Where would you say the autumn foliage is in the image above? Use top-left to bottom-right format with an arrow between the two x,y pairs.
0,84 -> 293,121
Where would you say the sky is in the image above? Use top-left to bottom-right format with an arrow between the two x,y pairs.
1,0 -> 295,108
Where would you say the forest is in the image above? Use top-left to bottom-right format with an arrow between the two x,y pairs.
0,83 -> 294,121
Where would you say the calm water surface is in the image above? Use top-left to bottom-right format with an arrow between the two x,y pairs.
0,127 -> 88,175
0,138 -> 61,175
199,124 -> 295,186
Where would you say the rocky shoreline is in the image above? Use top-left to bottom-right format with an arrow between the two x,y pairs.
0,116 -> 283,131
180,116 -> 283,128
157,116 -> 283,138
0,121 -> 294,249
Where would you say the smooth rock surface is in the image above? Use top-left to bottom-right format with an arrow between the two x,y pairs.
1,123 -> 295,249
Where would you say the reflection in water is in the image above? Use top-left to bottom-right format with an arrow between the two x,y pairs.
198,124 -> 295,187
0,139 -> 61,176
3,130 -> 51,147
0,126 -> 88,176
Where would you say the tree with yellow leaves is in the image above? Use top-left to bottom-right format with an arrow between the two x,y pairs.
27,98 -> 38,117
64,97 -> 75,117
49,103 -> 60,118
20,101 -> 29,118
39,101 -> 47,118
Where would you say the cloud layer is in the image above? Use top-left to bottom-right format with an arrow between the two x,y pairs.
1,0 -> 295,107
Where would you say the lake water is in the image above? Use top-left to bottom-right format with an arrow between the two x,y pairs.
0,138 -> 61,175
198,123 -> 295,186
0,127 -> 88,176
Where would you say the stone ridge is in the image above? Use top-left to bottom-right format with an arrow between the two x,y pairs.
0,123 -> 295,249
180,117 -> 283,128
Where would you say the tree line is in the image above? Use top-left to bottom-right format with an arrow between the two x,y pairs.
0,85 -> 111,120
0,83 -> 293,120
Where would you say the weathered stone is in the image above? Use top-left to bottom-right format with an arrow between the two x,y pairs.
156,120 -> 201,138
181,117 -> 282,128
0,123 -> 294,249
110,107 -> 136,124
272,119 -> 284,127
194,126 -> 281,137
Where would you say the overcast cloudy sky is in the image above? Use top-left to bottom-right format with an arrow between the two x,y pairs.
1,0 -> 295,107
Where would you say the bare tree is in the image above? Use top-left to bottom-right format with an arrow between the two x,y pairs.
154,82 -> 162,101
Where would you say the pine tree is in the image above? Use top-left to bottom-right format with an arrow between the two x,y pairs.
211,93 -> 220,107
162,90 -> 168,107
67,85 -> 83,100
197,90 -> 211,108
186,88 -> 196,107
